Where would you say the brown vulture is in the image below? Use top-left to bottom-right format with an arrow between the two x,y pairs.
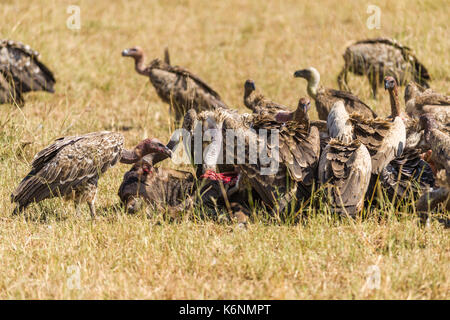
294,67 -> 377,121
122,47 -> 227,122
0,39 -> 55,105
337,38 -> 431,99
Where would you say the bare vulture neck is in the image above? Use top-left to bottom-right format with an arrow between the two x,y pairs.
120,149 -> 141,164
388,86 -> 402,118
306,74 -> 319,99
134,54 -> 149,76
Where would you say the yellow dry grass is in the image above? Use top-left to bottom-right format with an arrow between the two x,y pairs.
0,0 -> 448,299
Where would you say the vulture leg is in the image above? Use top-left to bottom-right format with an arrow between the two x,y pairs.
337,67 -> 349,91
369,72 -> 378,100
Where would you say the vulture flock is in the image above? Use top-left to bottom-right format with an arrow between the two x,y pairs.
3,37 -> 449,222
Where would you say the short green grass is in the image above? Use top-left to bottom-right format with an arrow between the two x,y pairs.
0,0 -> 448,299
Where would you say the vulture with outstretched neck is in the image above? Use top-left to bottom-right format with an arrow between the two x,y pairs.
122,47 -> 227,121
337,38 -> 431,99
294,67 -> 377,121
0,40 -> 55,105
11,132 -> 171,217
243,79 -> 289,116
319,101 -> 372,216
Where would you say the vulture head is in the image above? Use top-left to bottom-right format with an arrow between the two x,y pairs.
384,76 -> 398,91
121,46 -> 144,59
293,67 -> 320,83
133,138 -> 172,159
244,79 -> 256,97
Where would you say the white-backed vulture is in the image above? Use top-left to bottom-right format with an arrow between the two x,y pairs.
0,39 -> 55,105
337,38 -> 431,99
122,47 -> 227,121
319,101 -> 372,216
11,132 -> 171,217
294,67 -> 377,120
224,99 -> 321,212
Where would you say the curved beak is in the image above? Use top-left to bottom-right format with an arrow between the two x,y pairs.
293,69 -> 306,78
122,49 -> 130,57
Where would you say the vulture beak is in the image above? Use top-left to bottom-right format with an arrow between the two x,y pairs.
121,49 -> 130,57
293,69 -> 307,78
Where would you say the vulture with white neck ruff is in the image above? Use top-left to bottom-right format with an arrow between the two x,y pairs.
294,67 -> 377,121
11,132 -> 171,218
122,47 -> 227,121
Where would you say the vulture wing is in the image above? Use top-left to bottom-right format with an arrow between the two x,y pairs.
319,139 -> 372,215
350,114 -> 406,174
0,40 -> 55,94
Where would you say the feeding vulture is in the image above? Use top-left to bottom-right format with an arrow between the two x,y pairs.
319,101 -> 372,216
223,98 -> 321,213
11,132 -> 171,217
337,38 -> 431,99
122,47 -> 227,121
294,67 -> 377,121
118,154 -> 195,214
0,39 -> 55,105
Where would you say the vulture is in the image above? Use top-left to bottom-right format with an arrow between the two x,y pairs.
363,77 -> 434,203
122,47 -> 227,121
404,82 -> 450,128
416,114 -> 450,212
337,38 -> 431,99
223,98 -> 321,212
294,67 -> 377,121
319,101 -> 372,216
11,132 -> 171,217
0,39 -> 55,105
243,79 -> 289,116
118,154 -> 195,214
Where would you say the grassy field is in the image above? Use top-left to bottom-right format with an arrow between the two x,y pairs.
0,0 -> 449,299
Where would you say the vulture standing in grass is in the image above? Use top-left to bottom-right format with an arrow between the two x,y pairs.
294,67 -> 377,121
122,47 -> 227,121
0,39 -> 55,105
319,101 -> 372,216
337,38 -> 431,99
416,114 -> 450,212
11,132 -> 171,218
243,79 -> 289,116
404,82 -> 450,128
223,98 -> 321,213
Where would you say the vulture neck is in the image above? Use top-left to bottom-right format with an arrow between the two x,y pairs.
388,86 -> 402,118
120,149 -> 142,164
134,55 -> 149,76
306,75 -> 319,100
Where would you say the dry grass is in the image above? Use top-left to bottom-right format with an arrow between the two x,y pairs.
0,0 -> 449,299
